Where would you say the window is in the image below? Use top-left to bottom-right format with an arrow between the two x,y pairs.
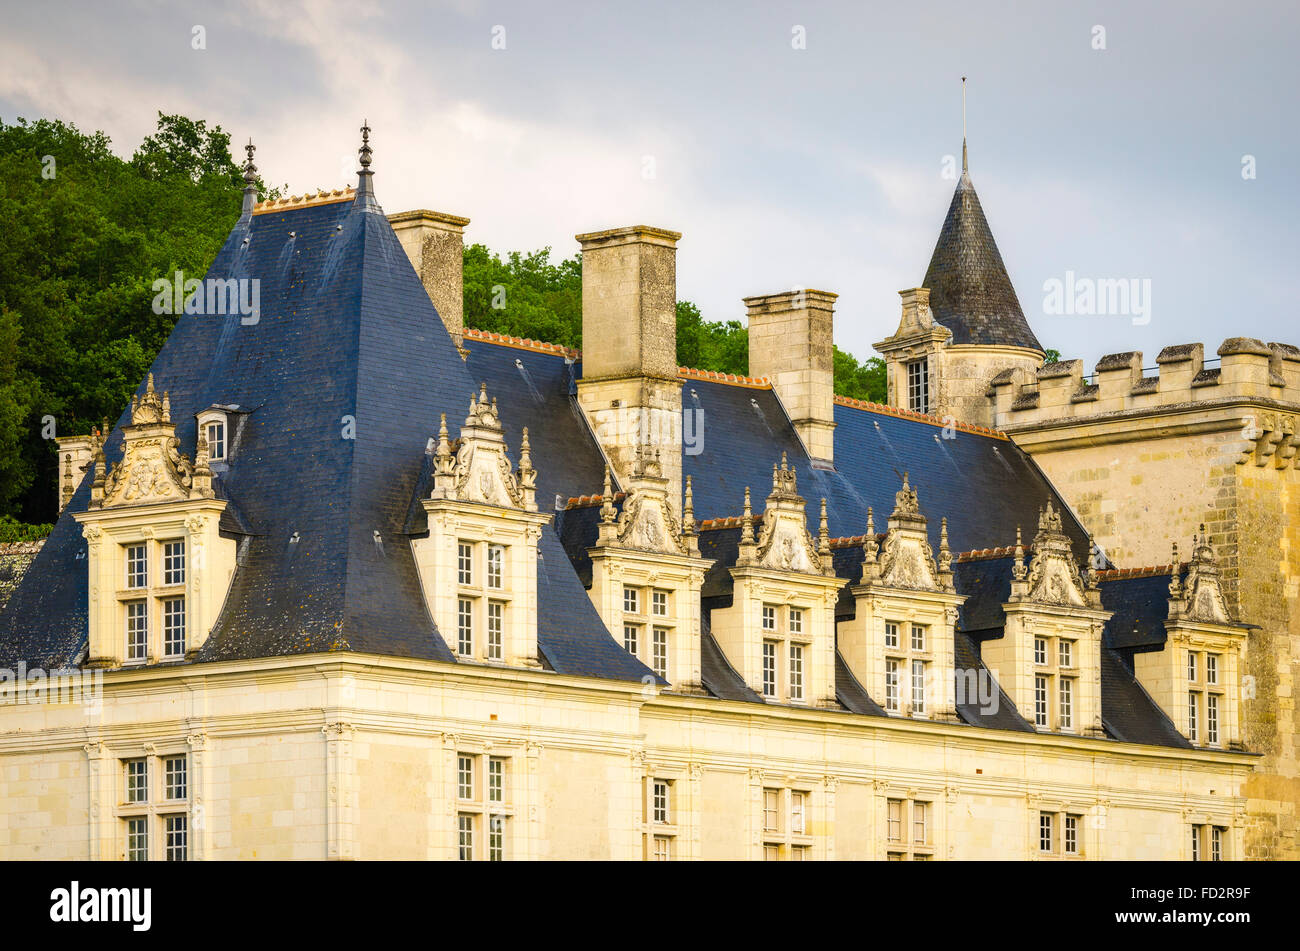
458,755 -> 474,800
624,586 -> 639,615
1191,824 -> 1201,862
885,659 -> 901,713
163,540 -> 185,586
1188,650 -> 1199,682
1058,677 -> 1073,731
126,544 -> 148,589
162,597 -> 186,658
763,789 -> 780,833
1188,691 -> 1199,742
1064,814 -> 1079,854
486,544 -> 504,589
1206,653 -> 1219,685
206,420 -> 226,461
791,791 -> 807,835
762,642 -> 777,698
764,845 -> 780,861
643,778 -> 677,860
164,756 -> 187,801
1211,826 -> 1223,862
763,786 -> 813,859
884,795 -> 933,859
910,624 -> 925,652
653,836 -> 671,861
624,624 -> 640,657
912,801 -> 928,845
1034,637 -> 1047,666
458,814 -> 474,861
789,644 -> 804,702
457,598 -> 473,656
761,605 -> 776,632
486,601 -> 504,660
1058,639 -> 1072,669
127,818 -> 148,862
1039,812 -> 1054,852
164,815 -> 187,861
125,759 -> 148,803
884,621 -> 899,649
488,758 -> 504,804
652,781 -> 670,824
1034,675 -> 1049,728
125,601 -> 148,662
489,815 -> 505,862
1207,693 -> 1219,746
651,590 -> 668,617
1192,824 -> 1227,862
887,799 -> 902,842
788,607 -> 803,635
911,659 -> 926,715
457,542 -> 473,585
906,359 -> 929,414
791,845 -> 809,861
651,627 -> 668,678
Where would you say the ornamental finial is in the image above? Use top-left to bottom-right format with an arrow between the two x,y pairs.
359,120 -> 372,169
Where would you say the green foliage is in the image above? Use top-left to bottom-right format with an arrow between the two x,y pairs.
0,515 -> 52,542
0,113 -> 253,523
833,347 -> 887,403
462,244 -> 583,348
675,301 -> 748,375
1043,348 -> 1062,365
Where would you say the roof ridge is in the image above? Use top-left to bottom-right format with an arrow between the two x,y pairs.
1096,564 -> 1181,580
833,395 -> 1008,440
463,327 -> 580,358
678,366 -> 771,388
252,187 -> 355,215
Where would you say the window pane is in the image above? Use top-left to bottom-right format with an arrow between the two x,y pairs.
651,590 -> 668,617
164,756 -> 187,800
1207,693 -> 1219,745
1188,691 -> 1199,742
623,586 -> 639,614
623,624 -> 639,657
457,755 -> 474,800
791,792 -> 806,835
486,601 -> 504,660
1058,639 -> 1072,668
652,781 -> 669,824
1034,637 -> 1047,666
887,799 -> 902,842
884,622 -> 898,649
1059,677 -> 1073,731
126,544 -> 148,589
1064,814 -> 1078,854
885,659 -> 899,712
651,626 -> 668,679
457,598 -> 473,655
910,624 -> 925,652
762,642 -> 777,698
488,758 -> 504,803
207,421 -> 226,460
162,597 -> 186,658
163,540 -> 186,585
489,815 -> 505,862
761,605 -> 776,631
486,544 -> 504,589
165,815 -> 187,861
1034,675 -> 1048,728
457,542 -> 473,586
788,644 -> 804,701
1039,812 -> 1053,852
912,802 -> 927,844
126,601 -> 148,661
458,814 -> 474,860
788,608 -> 803,635
911,659 -> 925,714
125,759 -> 148,803
763,789 -> 780,832
127,817 -> 148,861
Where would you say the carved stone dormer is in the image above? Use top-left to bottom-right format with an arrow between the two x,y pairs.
845,474 -> 964,722
983,501 -> 1109,736
1136,527 -> 1248,749
416,386 -> 552,668
73,375 -> 236,668
587,448 -> 713,693
710,454 -> 842,707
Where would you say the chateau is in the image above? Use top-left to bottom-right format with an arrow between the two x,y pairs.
0,128 -> 1294,861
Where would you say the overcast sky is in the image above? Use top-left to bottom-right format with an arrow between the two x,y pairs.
2,0 -> 1296,369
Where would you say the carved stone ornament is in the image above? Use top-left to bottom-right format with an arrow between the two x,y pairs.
738,454 -> 829,575
1019,500 -> 1090,606
1173,525 -> 1232,624
862,473 -> 950,592
431,384 -> 538,511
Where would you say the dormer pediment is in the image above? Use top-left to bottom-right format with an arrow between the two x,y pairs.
1012,500 -> 1094,608
432,383 -> 537,511
738,454 -> 832,576
1170,528 -> 1232,624
858,473 -> 953,593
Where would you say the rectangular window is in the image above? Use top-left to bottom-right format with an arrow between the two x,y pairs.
1207,693 -> 1219,746
885,659 -> 900,712
884,621 -> 899,649
457,542 -> 473,586
651,590 -> 668,617
912,801 -> 928,844
488,757 -> 505,804
1188,650 -> 1198,683
126,600 -> 148,662
1034,675 -> 1049,728
1191,825 -> 1201,861
1064,815 -> 1079,855
910,624 -> 925,652
1058,639 -> 1072,669
125,759 -> 148,803
127,817 -> 148,861
1188,691 -> 1199,742
788,607 -> 803,635
763,789 -> 780,833
906,359 -> 929,414
457,598 -> 473,656
653,836 -> 670,861
652,780 -> 670,825
486,601 -> 504,660
162,597 -> 186,658
623,624 -> 639,657
207,420 -> 226,461
458,814 -> 474,861
762,641 -> 777,698
1059,677 -> 1073,731
1039,812 -> 1053,852
761,605 -> 776,632
790,845 -> 808,861
489,815 -> 505,862
486,544 -> 504,589
887,799 -> 902,842
126,544 -> 148,589
1034,637 -> 1047,667
651,626 -> 668,679
791,791 -> 807,835
1211,826 -> 1223,862
164,815 -> 187,861
911,659 -> 925,715
1206,654 -> 1219,685
457,755 -> 474,801
788,644 -> 804,702
163,540 -> 185,586
623,586 -> 639,615
164,756 -> 187,801
764,845 -> 780,861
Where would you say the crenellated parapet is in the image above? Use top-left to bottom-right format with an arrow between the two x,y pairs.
993,339 -> 1300,434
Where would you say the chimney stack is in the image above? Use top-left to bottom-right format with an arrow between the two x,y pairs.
745,289 -> 837,462
575,226 -> 684,506
389,209 -> 471,350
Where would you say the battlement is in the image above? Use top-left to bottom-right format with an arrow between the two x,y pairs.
993,339 -> 1300,429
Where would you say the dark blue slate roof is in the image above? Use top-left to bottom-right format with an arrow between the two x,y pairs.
1100,573 -> 1173,652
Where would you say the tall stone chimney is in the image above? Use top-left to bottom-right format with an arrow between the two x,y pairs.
388,209 -> 471,349
744,289 -> 837,462
575,225 -> 683,507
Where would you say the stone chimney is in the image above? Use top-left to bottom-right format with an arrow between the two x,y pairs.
54,434 -> 96,512
388,209 -> 471,350
744,289 -> 837,462
575,225 -> 683,507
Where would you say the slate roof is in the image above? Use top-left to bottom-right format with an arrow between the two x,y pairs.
0,167 -> 1207,751
922,167 -> 1043,351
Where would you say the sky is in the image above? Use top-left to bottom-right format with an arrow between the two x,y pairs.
1,0 -> 1296,369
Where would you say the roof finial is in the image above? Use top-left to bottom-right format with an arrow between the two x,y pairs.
359,120 -> 372,169
353,120 -> 382,214
961,76 -> 968,175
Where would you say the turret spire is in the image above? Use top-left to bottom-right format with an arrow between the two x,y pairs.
961,76 -> 968,175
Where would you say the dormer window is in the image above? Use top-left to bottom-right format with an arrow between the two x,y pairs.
906,359 -> 929,414
116,536 -> 189,664
205,420 -> 226,461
